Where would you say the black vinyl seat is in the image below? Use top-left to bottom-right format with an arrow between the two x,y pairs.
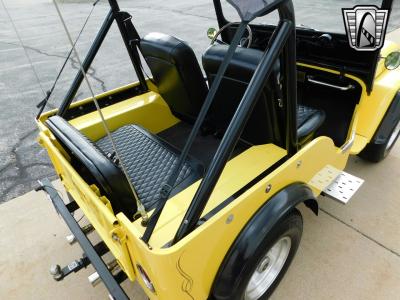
202,44 -> 326,145
95,125 -> 203,210
297,105 -> 326,140
202,45 -> 278,145
46,116 -> 203,219
140,32 -> 208,123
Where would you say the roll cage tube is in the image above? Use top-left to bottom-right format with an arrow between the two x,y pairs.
141,22 -> 251,243
172,0 -> 298,245
57,0 -> 147,117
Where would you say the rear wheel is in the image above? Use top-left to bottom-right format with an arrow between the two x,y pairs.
244,236 -> 292,300
241,209 -> 303,299
212,209 -> 303,300
359,119 -> 400,162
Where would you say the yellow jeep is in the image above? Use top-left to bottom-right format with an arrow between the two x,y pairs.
36,0 -> 400,299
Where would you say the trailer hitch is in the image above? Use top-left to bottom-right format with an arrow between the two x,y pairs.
49,241 -> 109,281
37,179 -> 130,300
50,258 -> 88,281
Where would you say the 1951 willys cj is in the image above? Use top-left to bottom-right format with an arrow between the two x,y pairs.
34,0 -> 399,299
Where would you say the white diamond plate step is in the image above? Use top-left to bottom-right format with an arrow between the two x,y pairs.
323,171 -> 364,204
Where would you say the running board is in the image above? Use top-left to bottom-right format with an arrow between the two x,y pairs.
323,171 -> 364,204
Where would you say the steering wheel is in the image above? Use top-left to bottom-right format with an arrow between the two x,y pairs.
211,22 -> 253,48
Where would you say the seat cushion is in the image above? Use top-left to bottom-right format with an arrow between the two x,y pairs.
202,44 -> 276,145
96,125 -> 204,210
46,116 -> 138,219
202,44 -> 326,144
297,105 -> 326,139
140,32 -> 208,122
202,44 -> 264,82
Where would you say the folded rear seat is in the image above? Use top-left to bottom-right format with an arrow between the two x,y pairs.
95,124 -> 204,210
46,116 -> 203,219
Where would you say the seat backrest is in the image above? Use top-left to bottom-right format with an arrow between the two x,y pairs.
140,32 -> 208,123
46,116 -> 137,219
202,44 -> 282,145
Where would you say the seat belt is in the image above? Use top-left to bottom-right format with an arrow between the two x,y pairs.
116,11 -> 148,92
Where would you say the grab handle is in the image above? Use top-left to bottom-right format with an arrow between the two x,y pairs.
307,76 -> 354,91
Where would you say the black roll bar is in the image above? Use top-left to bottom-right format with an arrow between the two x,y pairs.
57,10 -> 114,116
141,22 -> 250,243
172,1 -> 297,244
279,1 -> 298,156
111,0 -> 148,92
58,0 -> 147,117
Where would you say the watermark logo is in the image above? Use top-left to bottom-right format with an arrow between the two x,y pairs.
342,5 -> 389,51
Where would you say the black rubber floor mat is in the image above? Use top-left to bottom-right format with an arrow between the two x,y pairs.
157,122 -> 250,167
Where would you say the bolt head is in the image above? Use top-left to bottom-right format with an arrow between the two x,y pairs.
296,160 -> 302,168
112,233 -> 120,242
226,214 -> 234,224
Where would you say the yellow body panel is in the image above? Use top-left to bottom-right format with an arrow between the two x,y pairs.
356,67 -> 400,143
37,87 -> 349,299
135,143 -> 287,249
69,91 -> 179,141
38,129 -> 137,280
37,86 -> 177,281
36,37 -> 400,298
351,134 -> 369,154
38,82 -> 141,122
117,136 -> 348,300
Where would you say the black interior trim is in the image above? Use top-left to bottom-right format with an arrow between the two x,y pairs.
297,65 -> 362,146
202,44 -> 326,146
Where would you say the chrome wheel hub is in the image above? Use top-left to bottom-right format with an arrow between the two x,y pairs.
386,120 -> 400,151
244,236 -> 292,300
257,257 -> 271,273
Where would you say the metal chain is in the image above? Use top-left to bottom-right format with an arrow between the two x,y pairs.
1,0 -> 46,98
52,0 -> 148,221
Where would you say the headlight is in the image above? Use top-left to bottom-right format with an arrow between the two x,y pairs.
385,51 -> 400,70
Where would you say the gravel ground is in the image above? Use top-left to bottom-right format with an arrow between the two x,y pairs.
0,0 -> 399,203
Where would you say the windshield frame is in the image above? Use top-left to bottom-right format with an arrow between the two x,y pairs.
212,0 -> 395,94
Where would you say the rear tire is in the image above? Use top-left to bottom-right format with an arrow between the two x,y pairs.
213,209 -> 303,300
359,119 -> 400,162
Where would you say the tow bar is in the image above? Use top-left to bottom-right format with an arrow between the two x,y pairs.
36,179 -> 129,300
